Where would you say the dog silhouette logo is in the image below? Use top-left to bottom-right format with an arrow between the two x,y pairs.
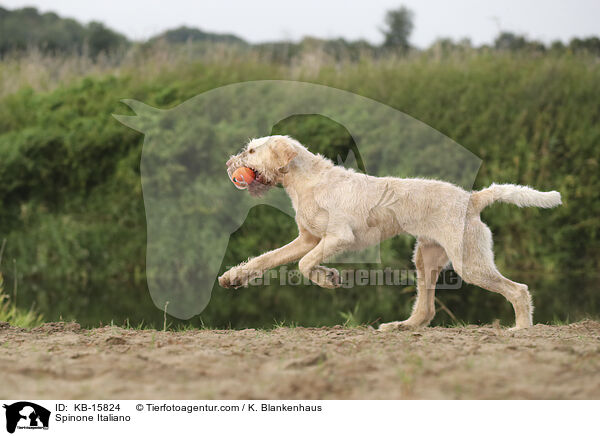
114,80 -> 481,320
3,402 -> 50,433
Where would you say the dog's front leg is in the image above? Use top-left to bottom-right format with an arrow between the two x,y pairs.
298,230 -> 354,289
219,230 -> 319,288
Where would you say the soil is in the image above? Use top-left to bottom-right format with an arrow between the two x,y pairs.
1,321 -> 599,399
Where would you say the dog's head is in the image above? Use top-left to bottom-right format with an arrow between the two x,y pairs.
226,135 -> 299,196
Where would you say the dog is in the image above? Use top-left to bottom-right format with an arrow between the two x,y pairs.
218,135 -> 562,330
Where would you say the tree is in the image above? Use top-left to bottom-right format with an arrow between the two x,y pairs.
381,6 -> 414,52
0,6 -> 128,56
494,32 -> 528,51
86,22 -> 128,58
494,32 -> 546,53
569,37 -> 600,56
150,26 -> 247,45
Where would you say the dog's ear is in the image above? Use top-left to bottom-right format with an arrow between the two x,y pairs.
269,138 -> 298,170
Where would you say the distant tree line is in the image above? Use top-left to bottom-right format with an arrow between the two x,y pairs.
0,6 -> 127,58
1,5 -> 599,60
147,26 -> 247,46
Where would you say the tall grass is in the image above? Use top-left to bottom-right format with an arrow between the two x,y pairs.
0,42 -> 502,98
0,41 -> 284,98
0,239 -> 43,327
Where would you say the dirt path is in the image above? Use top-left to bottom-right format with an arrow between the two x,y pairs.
1,321 -> 599,399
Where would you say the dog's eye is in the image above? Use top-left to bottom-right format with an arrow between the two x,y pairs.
248,149 -> 255,154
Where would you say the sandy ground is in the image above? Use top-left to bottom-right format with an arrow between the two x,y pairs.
0,321 -> 599,399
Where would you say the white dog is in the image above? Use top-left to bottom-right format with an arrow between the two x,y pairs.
219,135 -> 562,330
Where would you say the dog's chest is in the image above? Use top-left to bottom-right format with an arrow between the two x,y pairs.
286,183 -> 333,237
293,197 -> 329,237
297,208 -> 329,237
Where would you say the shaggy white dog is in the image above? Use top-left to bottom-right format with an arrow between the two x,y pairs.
219,135 -> 562,330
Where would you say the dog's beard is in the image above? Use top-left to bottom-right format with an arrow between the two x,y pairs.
247,180 -> 273,197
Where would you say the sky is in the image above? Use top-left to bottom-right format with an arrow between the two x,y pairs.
1,0 -> 599,48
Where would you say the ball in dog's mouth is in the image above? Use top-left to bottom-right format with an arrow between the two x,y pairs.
231,167 -> 256,189
229,166 -> 272,196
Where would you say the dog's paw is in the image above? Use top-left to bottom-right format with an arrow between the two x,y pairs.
508,324 -> 532,331
377,321 -> 420,332
218,270 -> 236,288
218,267 -> 260,289
310,266 -> 341,289
324,267 -> 342,288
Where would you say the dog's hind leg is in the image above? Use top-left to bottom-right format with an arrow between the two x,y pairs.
460,267 -> 533,329
450,218 -> 533,329
379,239 -> 448,331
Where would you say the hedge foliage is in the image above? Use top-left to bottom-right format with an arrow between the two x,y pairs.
0,53 -> 598,328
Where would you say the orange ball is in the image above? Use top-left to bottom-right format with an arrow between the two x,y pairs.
231,167 -> 256,188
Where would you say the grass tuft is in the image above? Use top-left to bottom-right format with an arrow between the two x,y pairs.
0,239 -> 43,328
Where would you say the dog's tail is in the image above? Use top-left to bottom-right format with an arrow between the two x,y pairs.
470,183 -> 562,214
